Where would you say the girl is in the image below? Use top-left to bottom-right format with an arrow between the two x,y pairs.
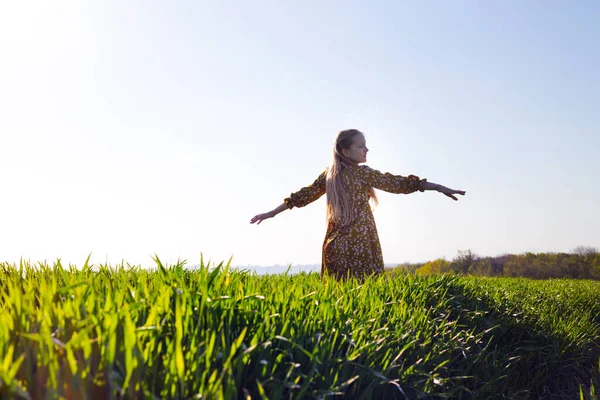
250,129 -> 466,279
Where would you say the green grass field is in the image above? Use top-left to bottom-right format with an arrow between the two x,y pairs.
1,258 -> 599,399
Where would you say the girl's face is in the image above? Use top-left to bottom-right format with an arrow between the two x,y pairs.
343,133 -> 369,164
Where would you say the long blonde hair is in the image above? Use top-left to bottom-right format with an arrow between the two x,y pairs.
326,129 -> 378,227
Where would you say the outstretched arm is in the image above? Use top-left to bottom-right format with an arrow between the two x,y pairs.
421,181 -> 466,201
356,166 -> 466,200
250,203 -> 288,225
250,170 -> 327,225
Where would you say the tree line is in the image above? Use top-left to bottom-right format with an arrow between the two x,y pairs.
389,246 -> 600,280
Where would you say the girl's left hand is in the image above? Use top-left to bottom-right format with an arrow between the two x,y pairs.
250,211 -> 274,225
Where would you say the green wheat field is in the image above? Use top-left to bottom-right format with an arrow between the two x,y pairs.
0,258 -> 599,399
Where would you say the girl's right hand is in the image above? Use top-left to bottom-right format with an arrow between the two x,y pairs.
250,211 -> 274,225
438,186 -> 466,201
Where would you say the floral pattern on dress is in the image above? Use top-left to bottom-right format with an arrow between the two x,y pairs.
284,165 -> 427,280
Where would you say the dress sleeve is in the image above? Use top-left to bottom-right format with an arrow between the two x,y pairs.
284,170 -> 327,209
356,165 -> 427,194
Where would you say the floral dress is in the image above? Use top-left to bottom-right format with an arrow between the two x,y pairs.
284,165 -> 427,279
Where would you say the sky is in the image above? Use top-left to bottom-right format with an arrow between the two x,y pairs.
1,1 -> 599,270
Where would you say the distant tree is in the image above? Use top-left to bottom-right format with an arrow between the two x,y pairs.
450,250 -> 479,275
387,263 -> 422,274
490,254 -> 510,275
414,263 -> 432,276
538,252 -> 564,279
573,246 -> 599,279
406,249 -> 600,280
468,258 -> 494,276
415,258 -> 451,275
592,253 -> 600,279
521,252 -> 549,279
503,255 -> 525,277
564,256 -> 582,279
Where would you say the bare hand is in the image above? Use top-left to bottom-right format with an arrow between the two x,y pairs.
438,186 -> 466,201
250,211 -> 274,225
